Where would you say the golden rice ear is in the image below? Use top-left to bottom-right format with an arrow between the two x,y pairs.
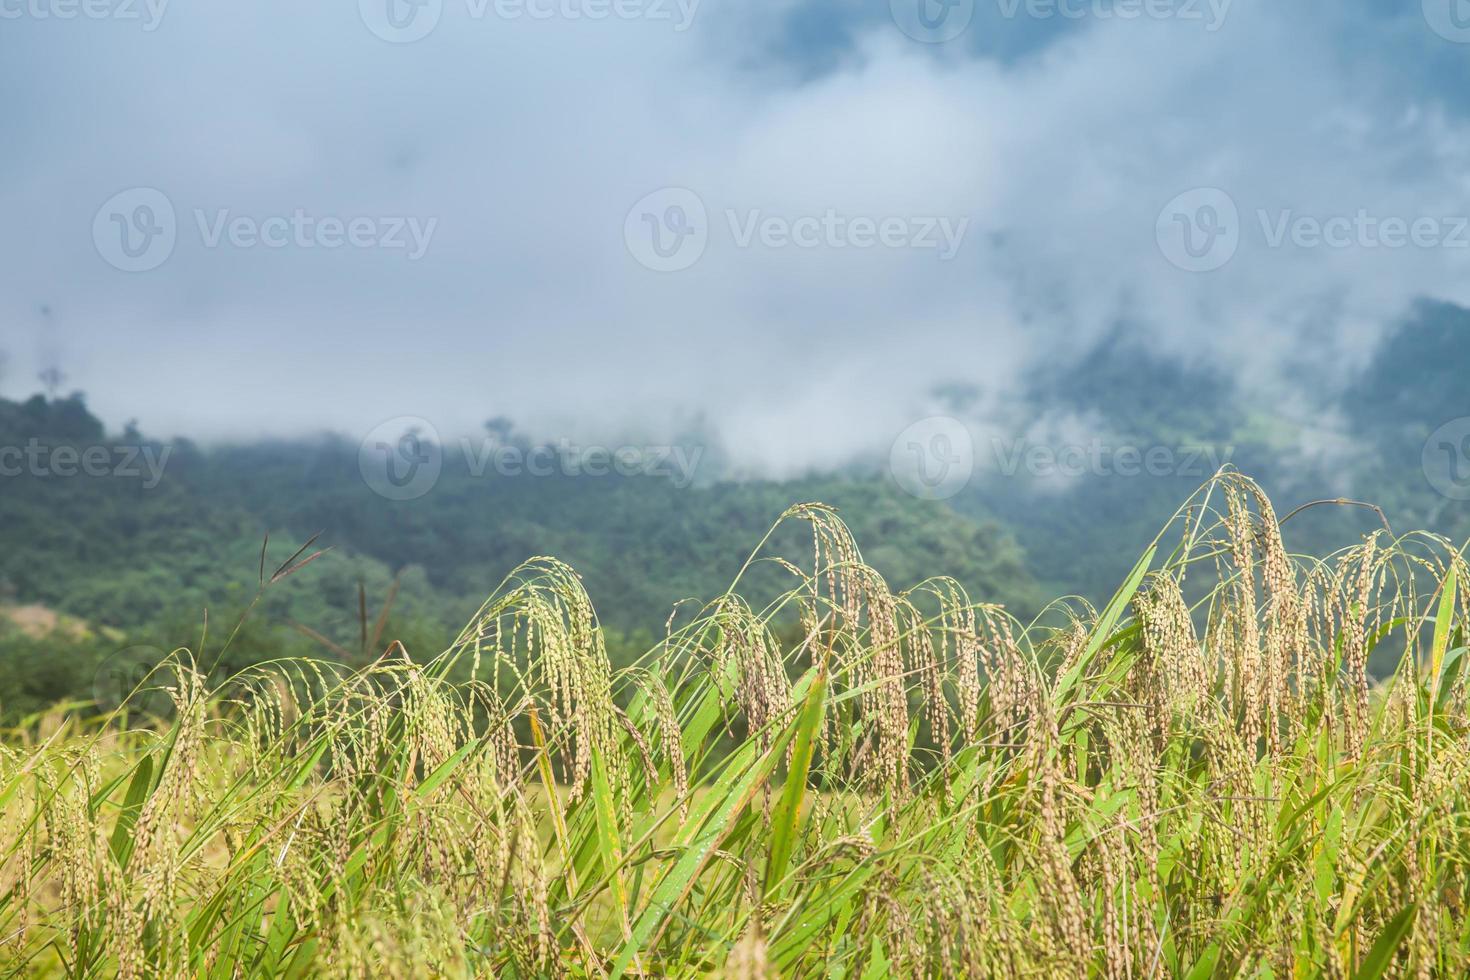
1134,571 -> 1203,736
7,474 -> 1470,976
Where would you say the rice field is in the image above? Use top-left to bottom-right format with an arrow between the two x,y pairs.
3,472 -> 1469,977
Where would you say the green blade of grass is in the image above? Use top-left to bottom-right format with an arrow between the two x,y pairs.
764,662 -> 828,900
1055,545 -> 1156,701
1353,904 -> 1416,980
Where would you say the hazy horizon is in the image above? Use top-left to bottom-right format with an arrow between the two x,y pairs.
6,1 -> 1470,474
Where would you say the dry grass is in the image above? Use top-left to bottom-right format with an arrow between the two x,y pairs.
2,472 -> 1469,977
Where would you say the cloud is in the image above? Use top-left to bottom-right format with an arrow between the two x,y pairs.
1,2 -> 1468,474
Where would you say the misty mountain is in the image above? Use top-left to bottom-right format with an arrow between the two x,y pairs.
2,298 -> 1466,716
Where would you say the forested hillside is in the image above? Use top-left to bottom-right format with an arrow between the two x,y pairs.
949,302 -> 1470,601
3,301 -> 1466,719
0,393 -> 1039,718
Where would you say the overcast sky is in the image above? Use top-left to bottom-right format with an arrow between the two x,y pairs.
3,0 -> 1470,472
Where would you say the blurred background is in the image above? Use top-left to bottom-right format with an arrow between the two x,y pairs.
3,0 -> 1469,715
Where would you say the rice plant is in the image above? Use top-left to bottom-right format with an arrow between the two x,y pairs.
3,472 -> 1469,977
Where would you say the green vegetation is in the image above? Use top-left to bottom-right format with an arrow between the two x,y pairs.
950,303 -> 1470,603
0,393 -> 1039,722
2,473 -> 1468,976
1,302 -> 1464,726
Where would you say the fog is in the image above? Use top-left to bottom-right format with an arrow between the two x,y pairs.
4,0 -> 1469,474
